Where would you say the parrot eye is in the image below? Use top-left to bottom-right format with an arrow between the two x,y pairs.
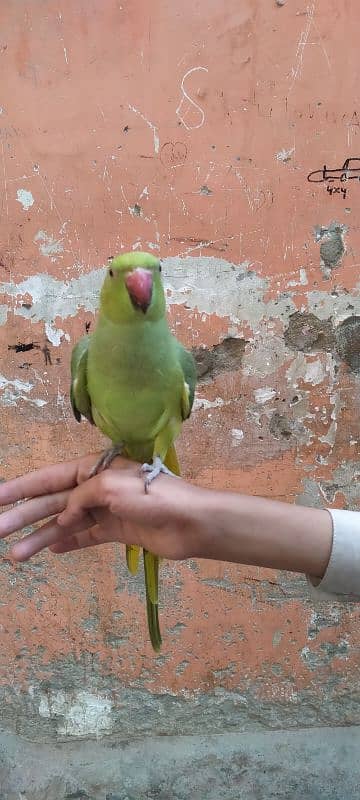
159,263 -> 162,273
109,269 -> 114,277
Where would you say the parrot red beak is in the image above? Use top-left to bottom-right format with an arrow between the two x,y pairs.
125,268 -> 153,313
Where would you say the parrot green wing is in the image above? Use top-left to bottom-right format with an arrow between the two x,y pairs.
70,335 -> 94,424
175,341 -> 197,420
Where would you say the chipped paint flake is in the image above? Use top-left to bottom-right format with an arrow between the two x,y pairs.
34,230 -> 64,259
276,147 -> 295,162
16,188 -> 34,210
319,391 -> 341,446
193,396 -> 228,411
231,428 -> 244,445
0,270 -> 104,334
299,268 -> 308,285
254,387 -> 276,404
287,268 -> 308,288
45,322 -> 67,347
0,373 -> 46,407
304,358 -> 325,385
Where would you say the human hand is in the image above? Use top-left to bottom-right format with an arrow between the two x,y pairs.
0,454 -> 205,562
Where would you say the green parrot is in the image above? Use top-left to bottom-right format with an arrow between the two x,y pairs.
70,252 -> 197,651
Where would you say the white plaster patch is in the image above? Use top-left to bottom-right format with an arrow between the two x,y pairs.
0,257 -> 296,342
0,373 -> 46,408
254,387 -> 276,404
319,391 -> 341,447
307,286 -> 360,321
16,189 -> 34,211
243,334 -> 288,378
276,147 -> 295,162
38,689 -> 113,737
286,268 -> 308,288
34,230 -> 64,259
45,322 -> 67,347
303,358 -> 325,385
0,305 -> 8,325
286,352 -> 306,387
163,257 -> 288,326
299,268 -> 308,286
0,270 -> 104,343
231,428 -> 244,445
193,396 -> 228,411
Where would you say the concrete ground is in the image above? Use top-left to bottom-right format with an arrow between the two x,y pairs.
0,726 -> 358,799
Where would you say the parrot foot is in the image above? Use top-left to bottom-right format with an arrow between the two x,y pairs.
89,443 -> 124,477
141,456 -> 177,493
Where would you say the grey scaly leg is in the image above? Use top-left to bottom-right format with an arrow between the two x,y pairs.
89,443 -> 124,477
141,456 -> 178,493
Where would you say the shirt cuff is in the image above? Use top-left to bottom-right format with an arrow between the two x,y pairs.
307,508 -> 360,601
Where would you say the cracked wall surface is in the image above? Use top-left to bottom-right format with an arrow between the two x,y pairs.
0,0 -> 359,766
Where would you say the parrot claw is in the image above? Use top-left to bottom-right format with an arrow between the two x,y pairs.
141,456 -> 177,493
89,443 -> 124,477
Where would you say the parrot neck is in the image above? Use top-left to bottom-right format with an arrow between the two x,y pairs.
96,310 -> 171,340
93,311 -> 173,370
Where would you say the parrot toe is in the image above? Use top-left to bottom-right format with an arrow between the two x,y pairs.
141,456 -> 178,493
89,443 -> 124,477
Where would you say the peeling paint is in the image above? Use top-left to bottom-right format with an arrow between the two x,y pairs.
254,387 -> 276,404
45,322 -> 70,347
0,373 -> 46,408
303,358 -> 326,385
0,270 -> 104,332
34,230 -> 64,259
1,259 -> 357,355
231,428 -> 244,445
0,258 -> 296,343
276,147 -> 295,162
307,287 -> 360,321
16,189 -> 34,211
193,396 -> 227,411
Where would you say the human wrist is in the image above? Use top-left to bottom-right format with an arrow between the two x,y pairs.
180,485 -> 226,560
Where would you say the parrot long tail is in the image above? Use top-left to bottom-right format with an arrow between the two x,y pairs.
125,444 -> 180,576
144,549 -> 161,651
143,442 -> 181,652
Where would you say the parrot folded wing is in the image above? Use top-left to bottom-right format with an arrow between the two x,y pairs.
176,341 -> 197,420
70,335 -> 94,425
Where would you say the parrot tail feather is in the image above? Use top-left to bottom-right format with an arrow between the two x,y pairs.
146,594 -> 162,653
126,544 -> 140,574
143,549 -> 162,652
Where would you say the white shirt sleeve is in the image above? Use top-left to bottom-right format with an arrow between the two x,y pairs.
307,509 -> 360,601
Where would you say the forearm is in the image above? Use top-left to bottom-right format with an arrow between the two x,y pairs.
190,489 -> 332,579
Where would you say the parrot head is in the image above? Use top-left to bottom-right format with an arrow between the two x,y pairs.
100,251 -> 166,324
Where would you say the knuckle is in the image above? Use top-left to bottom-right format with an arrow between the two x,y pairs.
98,471 -> 114,499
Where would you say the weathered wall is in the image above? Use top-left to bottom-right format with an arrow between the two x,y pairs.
0,0 -> 359,776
